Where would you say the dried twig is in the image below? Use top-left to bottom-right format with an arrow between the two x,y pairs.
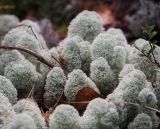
0,33 -> 5,37
138,25 -> 160,68
62,100 -> 160,114
48,90 -> 64,114
51,55 -> 70,74
135,45 -> 160,68
0,45 -> 54,67
122,101 -> 160,113
27,83 -> 35,98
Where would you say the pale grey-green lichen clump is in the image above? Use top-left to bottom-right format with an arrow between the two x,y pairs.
0,14 -> 19,42
9,19 -> 47,50
79,114 -> 97,129
2,26 -> 41,51
0,10 -> 160,129
138,88 -> 157,107
0,50 -> 25,75
8,112 -> 37,129
129,38 -> 160,81
154,69 -> 160,109
106,28 -> 128,47
68,10 -> 104,43
106,96 -> 127,129
119,64 -> 135,81
19,19 -> 48,50
90,57 -> 116,95
62,36 -> 92,74
107,69 -> 147,126
64,69 -> 99,101
44,67 -> 66,107
49,104 -> 80,129
90,33 -> 127,95
113,69 -> 146,103
128,113 -> 152,129
1,19 -> 48,67
0,75 -> 17,104
112,46 -> 126,74
106,28 -> 131,63
39,49 -> 60,78
62,36 -> 82,72
57,35 -> 83,54
4,60 -> 39,96
81,98 -> 119,129
0,93 -> 15,129
91,33 -> 116,65
91,32 -> 127,78
13,99 -> 46,129
79,41 -> 92,74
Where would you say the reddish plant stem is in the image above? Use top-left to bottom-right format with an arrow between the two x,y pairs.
49,90 -> 64,113
0,45 -> 54,68
63,100 -> 160,114
135,45 -> 160,67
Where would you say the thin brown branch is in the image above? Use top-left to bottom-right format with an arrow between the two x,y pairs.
53,91 -> 64,109
0,33 -> 5,37
123,101 -> 160,114
49,90 -> 64,114
135,46 -> 160,67
62,100 -> 160,114
0,45 -> 54,68
148,41 -> 158,66
51,55 -> 70,74
27,83 -> 35,98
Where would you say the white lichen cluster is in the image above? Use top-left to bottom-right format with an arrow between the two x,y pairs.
44,67 -> 66,107
128,113 -> 152,129
49,104 -> 80,129
154,69 -> 160,108
4,60 -> 39,96
138,88 -> 157,107
39,49 -> 60,77
90,57 -> 116,95
13,99 -> 46,129
62,36 -> 92,73
129,38 -> 160,110
62,36 -> 81,71
0,93 -> 15,129
106,28 -> 128,47
106,69 -> 148,126
91,28 -> 128,64
80,98 -> 119,129
64,69 -> 99,101
113,70 -> 146,102
0,75 -> 17,104
1,20 -> 48,67
8,112 -> 37,129
1,21 -> 43,50
129,38 -> 160,81
0,14 -> 19,43
90,29 -> 128,95
62,37 -> 91,74
0,50 -> 25,75
1,10 -> 160,129
79,41 -> 92,74
119,64 -> 135,81
68,10 -> 104,43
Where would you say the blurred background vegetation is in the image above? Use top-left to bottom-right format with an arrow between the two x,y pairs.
0,0 -> 80,33
0,0 -> 160,42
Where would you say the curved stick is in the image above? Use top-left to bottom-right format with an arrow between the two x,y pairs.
0,45 -> 54,68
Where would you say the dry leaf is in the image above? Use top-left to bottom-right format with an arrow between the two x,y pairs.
73,86 -> 102,111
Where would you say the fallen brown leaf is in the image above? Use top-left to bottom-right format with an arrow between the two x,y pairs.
73,86 -> 103,111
